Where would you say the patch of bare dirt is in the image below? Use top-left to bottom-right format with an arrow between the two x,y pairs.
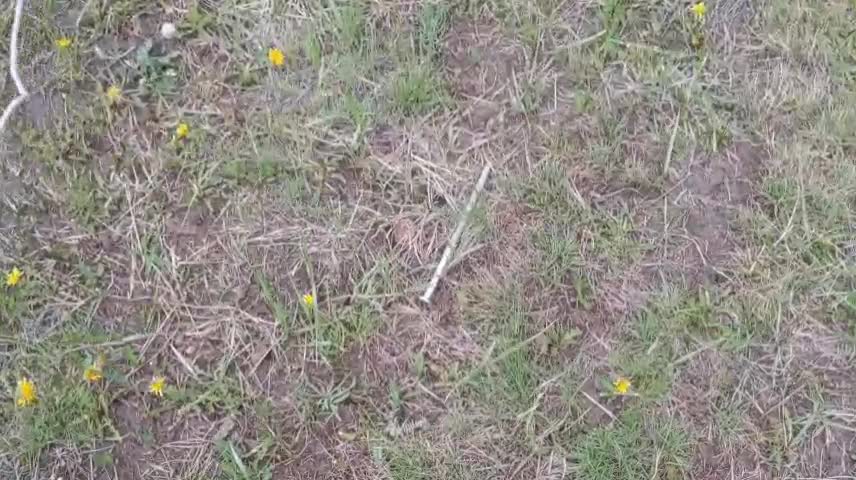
458,198 -> 536,275
444,17 -> 522,110
112,399 -> 149,480
802,428 -> 856,478
388,214 -> 445,268
646,141 -> 767,286
676,349 -> 731,423
791,324 -> 856,476
682,142 -> 764,260
442,15 -> 535,162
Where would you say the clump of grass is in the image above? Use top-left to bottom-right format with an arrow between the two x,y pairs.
572,409 -> 690,480
458,281 -> 542,413
598,0 -> 628,58
518,160 -> 584,222
68,171 -> 113,229
168,370 -> 245,416
390,63 -> 447,115
0,277 -> 42,328
609,289 -> 725,400
14,382 -> 113,455
384,444 -> 432,480
332,3 -> 367,53
311,302 -> 381,359
532,223 -> 581,289
417,3 -> 451,59
218,439 -> 274,480
376,439 -> 479,480
609,346 -> 675,401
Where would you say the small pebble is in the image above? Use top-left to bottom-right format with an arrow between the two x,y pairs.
160,23 -> 177,39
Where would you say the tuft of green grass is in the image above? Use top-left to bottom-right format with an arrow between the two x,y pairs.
304,255 -> 399,359
458,281 -> 542,412
390,63 -> 447,116
609,290 -> 724,400
532,223 -> 581,289
12,382 -> 114,456
521,159 -> 644,272
417,3 -> 451,59
311,302 -> 381,359
518,160 -> 584,222
599,0 -> 628,57
572,409 -> 690,480
517,78 -> 546,115
584,210 -> 643,267
165,370 -> 246,417
256,273 -> 290,337
0,278 -> 42,326
713,399 -> 746,448
376,440 -> 481,480
300,377 -> 354,422
332,3 -> 367,53
220,157 -> 285,186
382,443 -> 431,480
134,41 -> 181,98
68,171 -> 112,229
218,439 -> 274,480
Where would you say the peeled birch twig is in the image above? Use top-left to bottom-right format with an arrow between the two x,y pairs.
420,164 -> 491,305
0,0 -> 29,133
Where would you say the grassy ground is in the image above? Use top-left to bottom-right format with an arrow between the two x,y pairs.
1,0 -> 855,478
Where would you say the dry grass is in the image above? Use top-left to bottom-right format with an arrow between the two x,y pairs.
1,0 -> 855,479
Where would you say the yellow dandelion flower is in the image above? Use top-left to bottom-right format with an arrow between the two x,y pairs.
16,377 -> 37,407
268,48 -> 285,67
106,85 -> 122,104
612,376 -> 632,395
149,376 -> 166,397
83,364 -> 103,383
690,2 -> 706,20
55,37 -> 73,49
175,123 -> 190,140
302,293 -> 315,308
5,267 -> 23,287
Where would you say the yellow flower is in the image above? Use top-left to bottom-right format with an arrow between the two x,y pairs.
302,293 -> 315,308
175,123 -> 190,140
612,376 -> 632,395
149,376 -> 166,397
106,85 -> 122,104
268,48 -> 285,67
16,377 -> 37,407
83,364 -> 103,383
690,2 -> 706,19
55,37 -> 73,49
5,267 -> 23,287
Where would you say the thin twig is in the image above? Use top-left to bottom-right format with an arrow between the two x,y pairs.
568,29 -> 606,49
0,0 -> 29,133
420,164 -> 491,304
170,344 -> 200,380
63,333 -> 152,354
662,110 -> 680,176
75,0 -> 94,29
580,390 -> 618,422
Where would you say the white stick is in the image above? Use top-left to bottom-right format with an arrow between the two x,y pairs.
0,0 -> 29,134
662,110 -> 680,176
420,164 -> 491,304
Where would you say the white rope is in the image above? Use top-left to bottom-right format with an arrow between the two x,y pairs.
0,0 -> 29,133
